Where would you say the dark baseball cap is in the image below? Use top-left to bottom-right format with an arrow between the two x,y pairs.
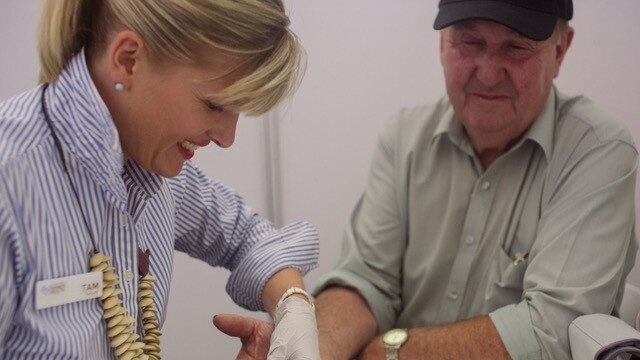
433,0 -> 573,41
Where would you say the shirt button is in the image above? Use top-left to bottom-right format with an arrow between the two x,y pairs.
465,236 -> 475,245
448,292 -> 458,301
482,181 -> 491,190
124,270 -> 134,283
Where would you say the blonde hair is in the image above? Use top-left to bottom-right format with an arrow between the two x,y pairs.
38,0 -> 304,116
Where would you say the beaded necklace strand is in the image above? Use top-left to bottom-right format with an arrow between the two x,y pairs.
41,84 -> 162,359
91,252 -> 161,360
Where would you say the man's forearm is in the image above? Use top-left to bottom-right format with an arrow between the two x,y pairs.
316,286 -> 378,360
360,315 -> 511,359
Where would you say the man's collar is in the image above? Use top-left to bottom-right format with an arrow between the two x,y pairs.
433,102 -> 470,151
522,87 -> 556,160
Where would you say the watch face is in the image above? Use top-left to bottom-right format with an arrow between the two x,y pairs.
383,328 -> 409,346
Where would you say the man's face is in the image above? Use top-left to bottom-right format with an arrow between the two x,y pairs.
440,20 -> 571,148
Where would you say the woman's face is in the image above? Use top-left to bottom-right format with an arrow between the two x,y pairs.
112,51 -> 244,178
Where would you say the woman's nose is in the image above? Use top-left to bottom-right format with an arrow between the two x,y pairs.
208,113 -> 239,148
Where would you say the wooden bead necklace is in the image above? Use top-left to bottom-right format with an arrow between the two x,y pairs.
90,252 -> 162,360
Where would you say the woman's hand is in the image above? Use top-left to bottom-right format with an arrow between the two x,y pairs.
268,296 -> 320,360
214,297 -> 320,360
213,314 -> 274,360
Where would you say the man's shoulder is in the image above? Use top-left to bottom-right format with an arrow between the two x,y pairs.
380,97 -> 451,144
555,92 -> 636,149
391,97 -> 450,128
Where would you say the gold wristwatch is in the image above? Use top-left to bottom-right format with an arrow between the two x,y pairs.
382,328 -> 409,360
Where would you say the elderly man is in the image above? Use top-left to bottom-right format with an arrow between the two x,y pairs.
215,0 -> 637,359
311,0 -> 638,360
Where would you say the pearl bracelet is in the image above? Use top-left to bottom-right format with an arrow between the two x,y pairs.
276,287 -> 315,311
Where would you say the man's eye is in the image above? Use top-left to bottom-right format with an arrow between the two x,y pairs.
506,44 -> 534,59
457,40 -> 484,51
509,44 -> 527,51
207,102 -> 224,112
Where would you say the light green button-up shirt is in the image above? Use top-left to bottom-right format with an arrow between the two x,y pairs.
314,88 -> 638,359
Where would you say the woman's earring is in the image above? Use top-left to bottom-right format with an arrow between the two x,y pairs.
114,83 -> 125,92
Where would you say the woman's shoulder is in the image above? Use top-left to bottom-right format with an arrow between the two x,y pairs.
0,86 -> 50,167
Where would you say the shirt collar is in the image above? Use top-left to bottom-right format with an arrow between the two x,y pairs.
432,88 -> 557,160
433,101 -> 467,150
522,87 -> 556,160
45,49 -> 163,203
122,160 -> 165,200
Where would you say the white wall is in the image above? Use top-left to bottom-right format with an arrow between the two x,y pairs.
2,1 -> 639,359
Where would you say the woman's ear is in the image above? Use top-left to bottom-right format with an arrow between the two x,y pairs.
106,30 -> 146,90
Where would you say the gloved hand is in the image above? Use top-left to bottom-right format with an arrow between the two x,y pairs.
268,296 -> 321,360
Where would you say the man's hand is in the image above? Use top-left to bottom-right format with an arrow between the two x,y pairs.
357,336 -> 384,359
213,314 -> 274,360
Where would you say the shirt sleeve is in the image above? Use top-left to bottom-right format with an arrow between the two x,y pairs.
0,189 -> 19,352
169,162 -> 319,311
489,303 -> 543,360
491,137 -> 638,360
314,117 -> 406,332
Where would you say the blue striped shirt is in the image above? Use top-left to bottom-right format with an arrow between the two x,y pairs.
0,50 -> 319,359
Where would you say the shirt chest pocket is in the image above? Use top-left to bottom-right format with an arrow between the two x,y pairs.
484,247 -> 528,309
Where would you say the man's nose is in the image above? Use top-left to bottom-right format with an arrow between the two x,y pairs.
208,113 -> 239,148
473,51 -> 506,87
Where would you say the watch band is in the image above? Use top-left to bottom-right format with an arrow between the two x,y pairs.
385,344 -> 401,360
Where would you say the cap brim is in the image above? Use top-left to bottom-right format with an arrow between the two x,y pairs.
433,1 -> 558,41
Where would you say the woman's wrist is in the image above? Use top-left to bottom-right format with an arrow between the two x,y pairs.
276,286 -> 315,311
261,267 -> 305,316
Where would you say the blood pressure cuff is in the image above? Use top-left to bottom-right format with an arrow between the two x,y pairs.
569,314 -> 640,360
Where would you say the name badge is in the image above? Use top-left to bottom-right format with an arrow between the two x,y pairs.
35,271 -> 103,310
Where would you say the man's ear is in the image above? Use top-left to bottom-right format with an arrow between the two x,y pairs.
553,26 -> 574,78
106,30 -> 146,90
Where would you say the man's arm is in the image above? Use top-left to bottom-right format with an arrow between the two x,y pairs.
316,287 -> 378,360
317,287 -> 511,360
359,316 -> 510,360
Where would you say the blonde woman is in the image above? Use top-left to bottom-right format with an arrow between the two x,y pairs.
0,1 -> 319,359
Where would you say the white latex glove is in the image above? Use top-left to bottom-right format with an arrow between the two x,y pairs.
267,297 -> 321,360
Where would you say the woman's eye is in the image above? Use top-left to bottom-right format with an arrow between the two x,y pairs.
207,102 -> 224,112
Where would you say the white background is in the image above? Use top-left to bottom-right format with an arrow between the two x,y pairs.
1,1 -> 639,359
